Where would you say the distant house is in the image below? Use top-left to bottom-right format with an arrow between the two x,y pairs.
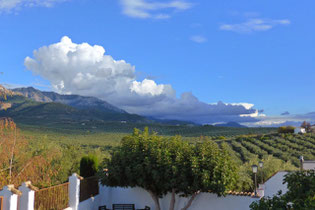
294,127 -> 306,134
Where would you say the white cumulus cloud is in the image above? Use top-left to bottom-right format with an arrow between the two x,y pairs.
25,36 -> 262,124
130,79 -> 171,96
120,0 -> 192,19
220,18 -> 290,33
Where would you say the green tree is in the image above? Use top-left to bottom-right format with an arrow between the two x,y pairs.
100,128 -> 238,210
80,154 -> 99,178
278,126 -> 295,134
250,170 -> 315,210
237,156 -> 296,191
301,121 -> 311,132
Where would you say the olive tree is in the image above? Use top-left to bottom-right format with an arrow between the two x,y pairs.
100,128 -> 238,210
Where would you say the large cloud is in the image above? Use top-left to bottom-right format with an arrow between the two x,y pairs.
25,36 -> 261,124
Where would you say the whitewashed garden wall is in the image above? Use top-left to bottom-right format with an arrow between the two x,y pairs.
0,172 -> 289,210
96,186 -> 259,210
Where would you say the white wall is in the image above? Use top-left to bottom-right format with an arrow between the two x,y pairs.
98,186 -> 259,210
264,171 -> 288,197
303,161 -> 315,170
76,171 -> 291,210
78,195 -> 101,210
0,186 -> 18,210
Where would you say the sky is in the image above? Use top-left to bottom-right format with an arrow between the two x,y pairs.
0,0 -> 315,126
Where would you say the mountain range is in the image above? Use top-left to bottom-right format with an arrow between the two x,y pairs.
0,86 -> 154,129
13,87 -> 126,114
0,86 -> 246,130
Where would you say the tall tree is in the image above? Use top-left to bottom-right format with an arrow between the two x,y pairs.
301,121 -> 311,132
80,154 -> 99,178
100,128 -> 238,210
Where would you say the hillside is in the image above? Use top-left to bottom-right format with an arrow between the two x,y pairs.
220,133 -> 315,167
0,94 -> 151,128
13,87 -> 126,113
0,85 -> 277,136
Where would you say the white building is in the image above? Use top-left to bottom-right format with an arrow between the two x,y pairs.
294,127 -> 306,134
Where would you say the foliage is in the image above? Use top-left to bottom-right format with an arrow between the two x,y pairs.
80,154 -> 99,178
284,170 -> 315,208
20,125 -> 315,191
236,156 -> 296,192
250,170 -> 315,210
100,128 -> 238,210
225,133 -> 315,168
278,126 -> 295,134
0,118 -> 62,188
5,122 -> 314,192
250,191 -> 289,210
301,121 -> 311,132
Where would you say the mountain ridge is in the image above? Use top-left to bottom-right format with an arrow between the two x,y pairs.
13,87 -> 126,114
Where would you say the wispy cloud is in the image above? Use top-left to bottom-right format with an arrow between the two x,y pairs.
120,0 -> 192,19
0,0 -> 66,12
220,18 -> 290,33
243,112 -> 315,127
190,35 -> 207,43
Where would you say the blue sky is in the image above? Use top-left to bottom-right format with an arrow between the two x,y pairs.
0,0 -> 314,125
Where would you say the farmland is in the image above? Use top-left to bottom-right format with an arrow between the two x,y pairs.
20,125 -> 314,167
220,133 -> 315,167
17,125 -> 315,191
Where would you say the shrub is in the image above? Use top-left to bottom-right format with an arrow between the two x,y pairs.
217,136 -> 226,140
250,170 -> 315,210
278,126 -> 295,134
80,154 -> 99,178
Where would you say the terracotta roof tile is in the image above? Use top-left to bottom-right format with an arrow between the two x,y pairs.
226,191 -> 255,197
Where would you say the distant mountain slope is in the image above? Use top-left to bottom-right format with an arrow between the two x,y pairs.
0,85 -> 152,127
0,94 -> 150,127
13,87 -> 125,114
0,85 -> 21,97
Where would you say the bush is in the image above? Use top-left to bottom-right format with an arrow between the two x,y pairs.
250,170 -> 315,210
278,126 -> 295,134
80,154 -> 99,178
